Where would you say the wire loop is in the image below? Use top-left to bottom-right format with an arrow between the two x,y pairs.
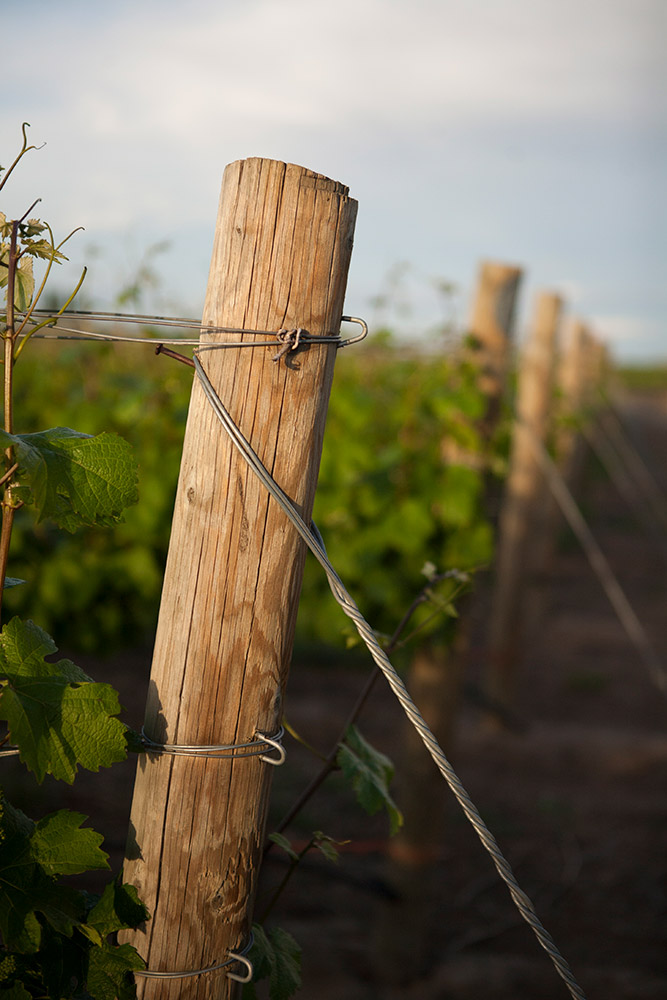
135,933 -> 254,982
258,731 -> 287,766
140,725 -> 286,763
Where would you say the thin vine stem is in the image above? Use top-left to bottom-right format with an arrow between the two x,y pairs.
14,260 -> 87,359
267,572 -> 465,848
257,836 -> 317,924
0,223 -> 18,619
0,123 -> 44,194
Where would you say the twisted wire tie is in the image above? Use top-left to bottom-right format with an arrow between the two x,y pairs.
191,351 -> 588,1000
272,327 -> 303,362
135,932 -> 254,983
140,726 -> 286,765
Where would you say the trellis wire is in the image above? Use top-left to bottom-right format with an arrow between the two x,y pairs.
581,421 -> 667,560
18,309 -> 367,349
192,352 -> 587,1000
521,420 -> 667,695
597,401 -> 667,533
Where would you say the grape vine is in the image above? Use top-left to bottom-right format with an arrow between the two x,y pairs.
0,125 -> 147,1000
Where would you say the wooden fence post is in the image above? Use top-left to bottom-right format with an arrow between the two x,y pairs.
119,159 -> 357,997
468,259 -> 523,423
485,292 -> 562,712
524,318 -> 592,580
374,260 -> 523,982
556,319 -> 592,489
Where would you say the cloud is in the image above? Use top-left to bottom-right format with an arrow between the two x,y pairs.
7,0 -> 665,141
2,0 -> 664,359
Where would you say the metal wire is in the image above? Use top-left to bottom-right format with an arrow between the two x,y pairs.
17,309 -> 368,349
135,932 -> 254,982
191,352 -> 587,1000
523,421 -> 667,696
141,726 -> 286,764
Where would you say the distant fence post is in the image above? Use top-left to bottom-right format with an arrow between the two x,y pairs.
120,158 -> 357,997
374,260 -> 523,982
469,259 -> 523,426
556,319 -> 592,489
485,291 -> 562,712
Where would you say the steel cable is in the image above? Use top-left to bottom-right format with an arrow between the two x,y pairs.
192,352 -> 587,1000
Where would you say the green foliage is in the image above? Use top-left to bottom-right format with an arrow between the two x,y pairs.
337,724 -> 403,835
26,809 -> 108,879
0,793 -> 87,951
0,618 -> 131,784
0,428 -> 138,532
266,832 -> 298,863
298,344 -> 494,647
268,830 -> 344,868
0,794 -> 148,998
0,125 -> 146,999
3,340 -> 494,657
616,365 -> 667,393
310,831 -> 343,864
243,925 -> 301,1000
4,341 -> 188,651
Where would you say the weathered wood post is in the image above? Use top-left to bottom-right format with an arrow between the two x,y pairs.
120,159 -> 357,998
524,318 -> 592,580
485,291 -> 562,711
375,261 -> 523,982
468,259 -> 524,425
556,319 -> 592,488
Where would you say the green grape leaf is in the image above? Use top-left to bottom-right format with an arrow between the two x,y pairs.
337,725 -> 403,835
0,427 -> 138,532
0,248 -> 9,290
86,881 -> 149,940
0,618 -> 129,783
14,258 -> 34,313
311,831 -> 345,864
20,219 -> 47,238
0,793 -> 85,950
20,239 -> 68,264
267,833 -> 299,862
243,925 -> 301,1000
30,810 -> 109,877
86,941 -> 146,1000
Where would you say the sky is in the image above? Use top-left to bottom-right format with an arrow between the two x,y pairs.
2,0 -> 666,361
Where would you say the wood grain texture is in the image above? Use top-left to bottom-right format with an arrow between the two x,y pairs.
120,159 -> 357,998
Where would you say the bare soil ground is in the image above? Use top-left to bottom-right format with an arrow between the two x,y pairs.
5,390 -> 666,999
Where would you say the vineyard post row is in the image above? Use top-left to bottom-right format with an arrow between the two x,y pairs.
486,310 -> 612,715
485,291 -> 563,711
374,260 -> 524,981
118,158 -> 357,999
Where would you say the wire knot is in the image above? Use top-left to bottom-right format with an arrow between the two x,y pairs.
272,327 -> 303,362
